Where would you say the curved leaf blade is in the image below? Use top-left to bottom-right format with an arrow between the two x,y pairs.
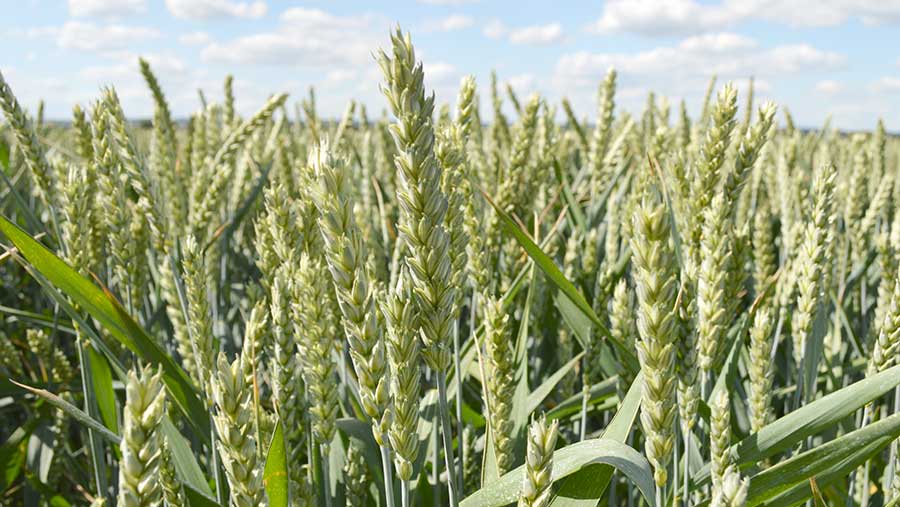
479,191 -> 638,372
162,418 -> 213,498
461,438 -> 655,507
85,343 -> 117,435
0,215 -> 209,437
548,372 -> 644,507
264,419 -> 288,507
747,412 -> 900,506
692,362 -> 900,488
10,380 -> 120,445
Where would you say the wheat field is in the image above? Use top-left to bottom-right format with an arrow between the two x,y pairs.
1,26 -> 899,507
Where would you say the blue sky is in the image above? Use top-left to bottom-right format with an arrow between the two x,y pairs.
3,0 -> 900,130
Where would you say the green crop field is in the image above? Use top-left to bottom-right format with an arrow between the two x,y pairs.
1,26 -> 899,507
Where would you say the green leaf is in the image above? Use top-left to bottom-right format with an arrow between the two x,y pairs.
799,303 -> 829,405
555,294 -> 593,354
23,470 -> 72,507
461,402 -> 486,429
692,362 -> 900,487
336,417 -> 385,501
709,329 -> 744,404
548,372 -> 644,507
0,420 -> 37,491
0,215 -> 209,437
461,437 -> 655,507
546,377 -> 618,422
735,362 -> 900,464
85,343 -> 117,435
599,373 -> 644,442
552,159 -> 586,232
11,380 -> 121,445
1,442 -> 24,492
480,192 -> 638,372
161,418 -> 214,498
526,352 -> 584,416
264,419 -> 289,507
747,412 -> 900,506
26,420 -> 55,485
204,158 -> 272,251
0,136 -> 9,171
19,263 -> 128,383
0,305 -> 76,335
185,485 -> 223,507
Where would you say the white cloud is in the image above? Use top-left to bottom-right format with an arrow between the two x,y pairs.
179,31 -> 211,45
767,44 -> 845,73
78,53 -> 188,82
424,62 -> 459,86
425,14 -> 474,32
740,0 -> 852,27
1,69 -> 75,112
483,20 -> 507,39
3,50 -> 203,120
554,33 -> 845,92
57,21 -> 160,52
678,32 -> 756,53
589,0 -> 732,36
15,26 -> 58,39
508,23 -> 564,45
815,80 -> 844,95
201,8 -> 378,67
279,7 -> 371,29
589,0 -> 900,37
874,77 -> 900,93
326,69 -> 357,84
484,20 -> 565,45
68,0 -> 146,17
165,0 -> 266,20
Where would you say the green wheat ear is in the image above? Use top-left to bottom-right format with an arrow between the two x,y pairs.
159,437 -> 186,507
377,27 -> 455,374
211,353 -> 267,507
791,164 -> 836,369
293,253 -> 340,452
519,415 -> 558,507
710,389 -> 733,491
748,305 -> 776,433
381,272 -> 421,481
118,365 -> 166,507
711,465 -> 748,507
631,196 -> 679,490
483,291 -> 515,475
0,70 -> 56,208
309,139 -> 389,444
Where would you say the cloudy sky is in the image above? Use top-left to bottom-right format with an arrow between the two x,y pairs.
3,0 -> 900,130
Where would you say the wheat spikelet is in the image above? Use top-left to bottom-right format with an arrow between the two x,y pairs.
381,274 -> 421,481
518,415 -> 558,507
293,254 -> 340,452
483,291 -> 515,475
118,365 -> 166,507
748,305 -> 775,432
377,27 -> 455,373
309,140 -> 389,443
631,197 -> 678,489
211,353 -> 267,507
